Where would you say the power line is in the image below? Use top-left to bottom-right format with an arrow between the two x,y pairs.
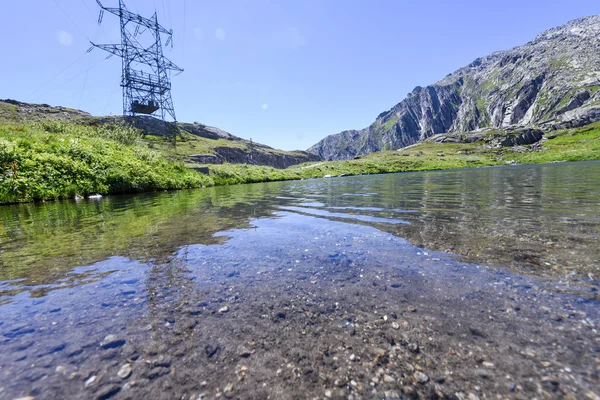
38,58 -> 106,99
103,85 -> 121,115
78,56 -> 93,109
79,0 -> 94,17
50,0 -> 91,41
183,0 -> 186,67
27,55 -> 85,100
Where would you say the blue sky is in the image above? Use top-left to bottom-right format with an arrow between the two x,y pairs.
1,1 -> 598,150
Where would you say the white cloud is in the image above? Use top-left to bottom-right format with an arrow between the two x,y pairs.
193,28 -> 203,41
215,28 -> 226,41
57,30 -> 73,46
262,104 -> 269,110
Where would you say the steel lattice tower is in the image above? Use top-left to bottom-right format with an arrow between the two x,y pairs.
90,0 -> 183,121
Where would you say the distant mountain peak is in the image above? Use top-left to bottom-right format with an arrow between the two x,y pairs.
308,14 -> 600,160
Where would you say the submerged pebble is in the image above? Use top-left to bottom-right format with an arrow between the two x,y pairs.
118,364 -> 132,379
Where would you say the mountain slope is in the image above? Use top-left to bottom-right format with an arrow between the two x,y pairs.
309,15 -> 600,160
0,99 -> 321,169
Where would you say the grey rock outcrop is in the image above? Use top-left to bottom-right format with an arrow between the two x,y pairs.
308,15 -> 600,160
189,147 -> 320,169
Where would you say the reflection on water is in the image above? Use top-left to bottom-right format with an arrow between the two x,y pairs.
0,162 -> 599,399
1,161 -> 599,300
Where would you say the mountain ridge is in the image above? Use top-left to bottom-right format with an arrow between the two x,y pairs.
308,15 -> 600,160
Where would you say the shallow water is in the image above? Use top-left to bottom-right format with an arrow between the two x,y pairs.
0,161 -> 599,399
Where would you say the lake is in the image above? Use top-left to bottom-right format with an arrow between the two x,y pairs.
0,161 -> 599,399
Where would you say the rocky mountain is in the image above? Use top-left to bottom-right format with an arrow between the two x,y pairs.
309,15 -> 600,160
0,99 -> 320,168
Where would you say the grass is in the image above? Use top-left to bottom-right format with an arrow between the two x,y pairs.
0,121 -> 209,204
1,118 -> 599,205
210,121 -> 600,182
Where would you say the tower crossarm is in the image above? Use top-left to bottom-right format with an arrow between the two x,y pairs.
96,0 -> 172,36
90,43 -> 125,58
91,43 -> 183,73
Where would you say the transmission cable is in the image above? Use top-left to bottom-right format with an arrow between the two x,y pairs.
50,0 -> 92,41
38,58 -> 107,99
79,0 -> 94,17
78,55 -> 93,109
27,55 -> 85,101
183,0 -> 186,67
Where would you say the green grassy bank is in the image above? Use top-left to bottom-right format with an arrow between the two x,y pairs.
1,119 -> 599,204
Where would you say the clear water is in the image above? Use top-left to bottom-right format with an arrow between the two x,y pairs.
0,161 -> 599,398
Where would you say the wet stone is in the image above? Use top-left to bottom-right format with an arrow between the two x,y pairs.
414,371 -> 429,384
117,363 -> 132,379
147,366 -> 170,379
238,347 -> 252,358
95,384 -> 121,400
100,335 -> 125,349
205,344 -> 220,358
407,343 -> 419,353
85,375 -> 97,388
475,369 -> 491,378
218,305 -> 229,313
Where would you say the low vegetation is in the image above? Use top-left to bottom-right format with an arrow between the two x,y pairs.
1,118 -> 599,204
0,121 -> 209,204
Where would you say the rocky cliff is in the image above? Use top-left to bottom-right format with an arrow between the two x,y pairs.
309,15 -> 600,160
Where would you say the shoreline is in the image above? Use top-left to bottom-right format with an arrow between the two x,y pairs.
1,120 -> 598,205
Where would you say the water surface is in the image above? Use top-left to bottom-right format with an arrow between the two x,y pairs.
0,161 -> 599,399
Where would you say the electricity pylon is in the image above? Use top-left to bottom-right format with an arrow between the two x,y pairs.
90,0 -> 183,121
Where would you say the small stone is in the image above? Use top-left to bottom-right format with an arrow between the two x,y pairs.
401,321 -> 409,328
95,384 -> 121,400
585,392 -> 600,400
468,393 -> 481,400
475,369 -> 491,378
84,375 -> 97,388
55,365 -> 67,374
384,390 -> 400,399
100,335 -> 125,349
239,347 -> 252,358
324,390 -> 333,398
391,322 -> 400,330
118,364 -> 132,379
407,306 -> 417,313
350,380 -> 358,387
383,374 -> 395,383
218,305 -> 229,313
13,397 -> 36,400
389,312 -> 398,319
407,343 -> 419,353
349,354 -> 356,361
482,362 -> 495,369
414,371 -> 429,384
205,344 -> 220,358
372,348 -> 386,358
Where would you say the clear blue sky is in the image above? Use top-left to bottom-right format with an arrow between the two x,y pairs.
1,1 -> 598,150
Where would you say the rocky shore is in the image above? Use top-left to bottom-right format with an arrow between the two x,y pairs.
0,216 -> 597,399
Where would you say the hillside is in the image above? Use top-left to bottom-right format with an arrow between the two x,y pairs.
0,100 -> 320,169
308,15 -> 600,160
